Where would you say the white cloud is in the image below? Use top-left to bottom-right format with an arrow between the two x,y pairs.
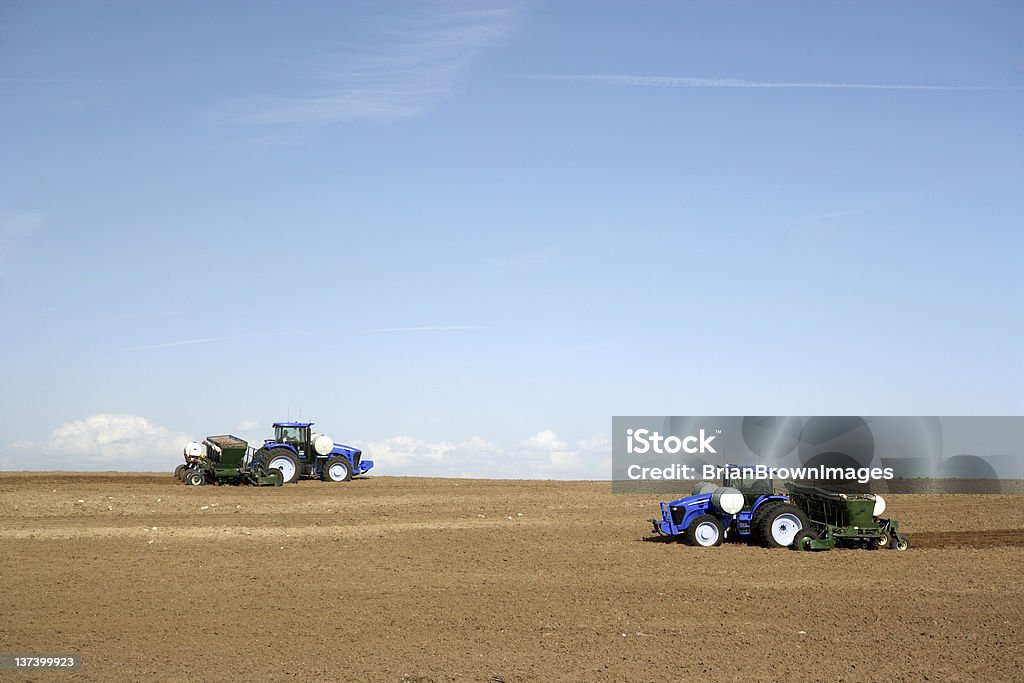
520,430 -> 611,476
357,434 -> 502,476
226,2 -> 518,124
0,416 -> 609,479
46,414 -> 191,470
523,429 -> 567,451
355,430 -> 609,479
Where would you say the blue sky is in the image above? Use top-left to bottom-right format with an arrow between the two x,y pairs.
1,1 -> 1022,475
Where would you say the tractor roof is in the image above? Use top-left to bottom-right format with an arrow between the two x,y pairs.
274,421 -> 314,428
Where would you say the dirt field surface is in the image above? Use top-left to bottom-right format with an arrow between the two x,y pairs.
2,474 -> 1023,682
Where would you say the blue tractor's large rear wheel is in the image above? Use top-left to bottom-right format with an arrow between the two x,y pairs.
260,447 -> 301,484
758,503 -> 809,548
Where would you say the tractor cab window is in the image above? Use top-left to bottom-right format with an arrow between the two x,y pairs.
276,426 -> 307,444
725,470 -> 775,500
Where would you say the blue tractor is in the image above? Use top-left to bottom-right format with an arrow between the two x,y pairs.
651,465 -> 809,547
254,422 -> 373,484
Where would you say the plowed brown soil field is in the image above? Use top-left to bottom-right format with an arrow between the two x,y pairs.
2,473 -> 1022,682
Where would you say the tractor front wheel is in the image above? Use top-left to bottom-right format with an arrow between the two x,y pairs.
185,471 -> 205,486
321,456 -> 352,482
685,515 -> 724,547
759,503 -> 809,548
262,448 -> 301,484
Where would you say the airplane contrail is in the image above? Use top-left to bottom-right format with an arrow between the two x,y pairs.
530,74 -> 1023,91
121,336 -> 245,351
121,331 -> 297,351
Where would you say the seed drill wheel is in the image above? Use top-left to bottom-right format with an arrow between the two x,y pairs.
185,471 -> 205,486
894,535 -> 910,551
262,448 -> 300,484
873,530 -> 892,550
321,456 -> 352,482
793,529 -> 816,551
759,503 -> 809,548
685,514 -> 724,547
174,464 -> 189,480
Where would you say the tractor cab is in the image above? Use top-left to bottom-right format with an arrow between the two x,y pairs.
272,422 -> 312,457
723,466 -> 776,509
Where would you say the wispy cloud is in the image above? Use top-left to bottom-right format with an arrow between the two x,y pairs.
122,331 -> 296,351
531,74 -> 1023,92
226,2 -> 517,124
121,336 -> 245,351
361,325 -> 482,333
